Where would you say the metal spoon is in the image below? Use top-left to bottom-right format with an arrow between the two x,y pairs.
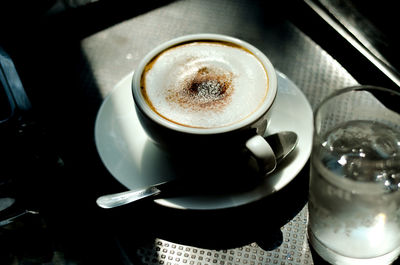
96,131 -> 298,209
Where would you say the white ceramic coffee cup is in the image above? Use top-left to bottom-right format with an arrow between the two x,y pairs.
132,34 -> 278,174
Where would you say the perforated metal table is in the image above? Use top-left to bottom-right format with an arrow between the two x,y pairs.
80,1 -> 359,264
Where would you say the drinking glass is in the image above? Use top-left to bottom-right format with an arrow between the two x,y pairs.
308,86 -> 400,265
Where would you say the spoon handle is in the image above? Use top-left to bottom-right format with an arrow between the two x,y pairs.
96,186 -> 162,209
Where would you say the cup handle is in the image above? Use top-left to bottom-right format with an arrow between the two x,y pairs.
245,135 -> 277,175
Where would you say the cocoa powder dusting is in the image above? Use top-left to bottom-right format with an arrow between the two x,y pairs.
167,67 -> 234,111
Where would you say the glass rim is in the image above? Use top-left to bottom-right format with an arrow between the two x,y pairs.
313,85 -> 400,135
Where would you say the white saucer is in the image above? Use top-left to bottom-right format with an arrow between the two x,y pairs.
95,71 -> 313,210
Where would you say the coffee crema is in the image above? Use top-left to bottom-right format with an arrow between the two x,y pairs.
141,41 -> 269,128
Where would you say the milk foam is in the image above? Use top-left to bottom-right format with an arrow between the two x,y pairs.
142,42 -> 268,128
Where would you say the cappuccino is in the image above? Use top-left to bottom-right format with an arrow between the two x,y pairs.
141,41 -> 269,128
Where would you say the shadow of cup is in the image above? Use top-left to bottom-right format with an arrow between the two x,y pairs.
110,161 -> 309,252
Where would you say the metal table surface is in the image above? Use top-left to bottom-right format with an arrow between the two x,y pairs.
1,0 -> 398,264
80,0 -> 358,104
80,1 -> 357,264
